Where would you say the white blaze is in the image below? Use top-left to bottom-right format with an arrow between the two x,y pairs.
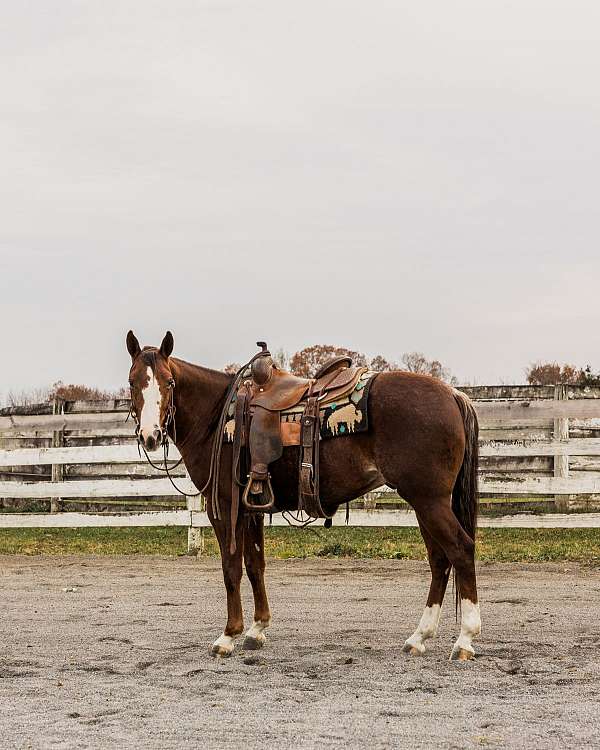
140,366 -> 161,439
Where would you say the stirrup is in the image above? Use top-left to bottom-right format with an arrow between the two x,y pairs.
241,475 -> 275,512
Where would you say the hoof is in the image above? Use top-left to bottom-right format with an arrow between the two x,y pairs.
450,646 -> 475,662
243,635 -> 265,651
211,633 -> 236,658
402,640 -> 425,656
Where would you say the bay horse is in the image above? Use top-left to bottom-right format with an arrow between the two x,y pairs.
126,330 -> 481,661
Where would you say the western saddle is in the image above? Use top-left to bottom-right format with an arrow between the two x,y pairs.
230,342 -> 368,524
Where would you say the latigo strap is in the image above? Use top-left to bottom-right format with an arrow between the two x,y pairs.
299,394 -> 330,519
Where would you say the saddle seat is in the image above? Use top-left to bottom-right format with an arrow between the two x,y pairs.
249,368 -> 310,411
249,356 -> 362,412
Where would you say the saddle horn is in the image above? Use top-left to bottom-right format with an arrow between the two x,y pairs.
251,341 -> 273,386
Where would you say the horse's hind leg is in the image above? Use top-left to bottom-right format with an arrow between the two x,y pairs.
403,520 -> 451,656
242,514 -> 271,650
416,498 -> 480,661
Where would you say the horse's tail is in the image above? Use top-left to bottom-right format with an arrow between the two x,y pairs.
451,390 -> 479,541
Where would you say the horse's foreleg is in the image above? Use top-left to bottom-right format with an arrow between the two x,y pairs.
242,514 -> 271,650
403,520 -> 451,655
211,517 -> 244,657
417,499 -> 480,661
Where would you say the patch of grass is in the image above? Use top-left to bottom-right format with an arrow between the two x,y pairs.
0,527 -> 188,556
316,542 -> 359,557
262,527 -> 429,560
475,528 -> 600,563
1,526 -> 599,563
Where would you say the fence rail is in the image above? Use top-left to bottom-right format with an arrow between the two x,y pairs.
1,384 -> 600,548
0,444 -> 182,466
2,509 -> 600,530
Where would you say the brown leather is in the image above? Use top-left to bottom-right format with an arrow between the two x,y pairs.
250,363 -> 366,413
280,421 -> 301,446
248,406 -> 283,471
299,396 -> 323,517
318,368 -> 368,406
250,368 -> 310,411
313,356 -> 352,380
250,342 -> 273,385
230,386 -> 249,553
314,366 -> 365,399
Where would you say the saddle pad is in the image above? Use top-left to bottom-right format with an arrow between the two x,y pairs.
223,370 -> 377,443
285,369 -> 376,439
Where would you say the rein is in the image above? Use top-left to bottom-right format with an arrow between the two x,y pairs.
204,349 -> 275,521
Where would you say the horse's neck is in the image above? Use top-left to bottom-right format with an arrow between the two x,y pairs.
169,358 -> 232,474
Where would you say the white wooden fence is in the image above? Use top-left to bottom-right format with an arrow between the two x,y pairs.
1,385 -> 600,550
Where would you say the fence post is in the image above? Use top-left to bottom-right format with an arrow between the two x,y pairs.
50,398 -> 65,513
187,494 -> 204,554
553,384 -> 569,511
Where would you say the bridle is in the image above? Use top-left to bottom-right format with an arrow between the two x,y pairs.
127,360 -> 201,497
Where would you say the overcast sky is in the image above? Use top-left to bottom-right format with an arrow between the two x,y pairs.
1,0 -> 599,396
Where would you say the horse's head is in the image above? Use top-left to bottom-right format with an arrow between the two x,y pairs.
126,330 -> 176,452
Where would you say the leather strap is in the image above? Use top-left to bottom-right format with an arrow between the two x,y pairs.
299,395 -> 322,517
229,386 -> 249,554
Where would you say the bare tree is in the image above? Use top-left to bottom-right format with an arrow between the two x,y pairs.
400,352 -> 429,374
526,362 -> 582,385
5,382 -> 128,407
578,365 -> 600,386
49,381 -> 125,401
369,355 -> 397,372
400,352 -> 456,384
6,386 -> 51,407
290,345 -> 367,377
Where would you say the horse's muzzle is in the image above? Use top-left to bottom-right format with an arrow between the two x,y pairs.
140,428 -> 162,452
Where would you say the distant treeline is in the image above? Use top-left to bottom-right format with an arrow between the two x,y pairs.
224,345 -> 458,383
5,348 -> 600,407
5,381 -> 128,408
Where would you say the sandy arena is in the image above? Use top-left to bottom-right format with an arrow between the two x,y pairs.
1,555 -> 599,749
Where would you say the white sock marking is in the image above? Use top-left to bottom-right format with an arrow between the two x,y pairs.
404,604 -> 441,654
212,632 -> 236,654
452,599 -> 481,656
245,619 -> 269,644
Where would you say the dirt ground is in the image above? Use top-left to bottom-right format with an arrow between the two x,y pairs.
1,556 -> 599,750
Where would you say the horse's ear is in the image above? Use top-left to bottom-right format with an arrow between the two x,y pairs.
126,330 -> 141,360
160,331 -> 174,359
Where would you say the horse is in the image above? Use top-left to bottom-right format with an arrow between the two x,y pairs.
125,330 -> 481,661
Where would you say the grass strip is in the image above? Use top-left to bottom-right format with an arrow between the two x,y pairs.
0,526 -> 599,563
